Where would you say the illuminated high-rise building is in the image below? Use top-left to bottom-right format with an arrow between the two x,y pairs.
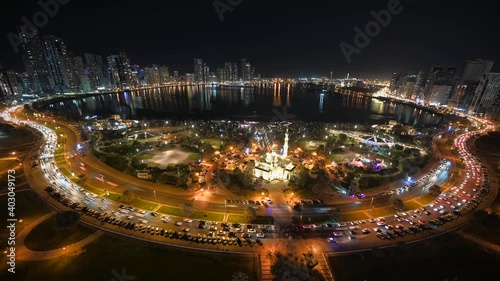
451,59 -> 493,111
423,66 -> 457,105
159,66 -> 170,84
18,26 -> 52,94
43,35 -> 74,93
194,59 -> 204,83
84,53 -> 107,90
469,73 -> 500,117
107,55 -> 121,87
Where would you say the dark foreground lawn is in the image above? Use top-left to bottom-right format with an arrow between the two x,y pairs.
328,233 -> 499,281
1,233 -> 258,281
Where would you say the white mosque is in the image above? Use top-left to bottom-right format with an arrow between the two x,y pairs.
254,129 -> 296,181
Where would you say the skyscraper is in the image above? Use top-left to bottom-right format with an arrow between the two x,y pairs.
451,59 -> 494,111
423,66 -> 457,105
469,73 -> 500,116
107,55 -> 121,87
223,62 -> 232,82
217,68 -> 224,83
414,71 -> 429,102
117,51 -> 134,87
43,35 -> 73,93
159,66 -> 170,84
18,26 -> 52,94
144,65 -> 160,86
0,71 -> 12,100
84,53 -> 106,91
231,63 -> 238,81
194,59 -> 204,83
203,63 -> 210,83
401,74 -> 417,99
241,59 -> 247,81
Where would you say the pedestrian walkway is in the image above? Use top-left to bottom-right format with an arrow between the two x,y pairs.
458,231 -> 500,253
315,253 -> 335,281
16,212 -> 103,261
260,254 -> 272,281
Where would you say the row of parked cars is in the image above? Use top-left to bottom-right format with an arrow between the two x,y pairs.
45,186 -> 268,247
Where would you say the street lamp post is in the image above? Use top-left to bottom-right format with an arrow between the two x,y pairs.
154,190 -> 157,201
370,196 -> 374,209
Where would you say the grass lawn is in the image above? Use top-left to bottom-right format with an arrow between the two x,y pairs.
201,138 -> 223,148
82,184 -> 104,195
0,192 -> 51,249
55,155 -> 66,165
341,211 -> 370,222
60,167 -> 74,179
134,153 -> 155,160
54,147 -> 64,155
188,153 -> 203,160
328,154 -> 345,163
24,215 -> 95,251
158,205 -> 185,217
191,211 -> 224,222
228,215 -> 274,224
0,159 -> 18,172
105,193 -> 158,211
367,207 -> 395,218
416,194 -> 437,205
0,233 -> 258,281
227,214 -> 249,224
298,140 -> 327,151
403,200 -> 423,211
130,200 -> 158,211
328,233 -> 500,281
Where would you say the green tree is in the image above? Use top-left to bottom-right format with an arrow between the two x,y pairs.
245,206 -> 257,222
122,190 -> 137,203
429,185 -> 441,196
338,133 -> 348,144
182,201 -> 195,217
231,272 -> 249,281
392,198 -> 405,211
241,170 -> 255,188
54,211 -> 80,230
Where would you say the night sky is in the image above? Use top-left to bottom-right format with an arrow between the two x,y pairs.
0,0 -> 498,78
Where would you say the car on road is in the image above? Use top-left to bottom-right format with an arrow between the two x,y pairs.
361,228 -> 370,234
327,237 -> 337,243
175,222 -> 183,226
183,228 -> 190,232
141,220 -> 148,224
256,233 -> 265,238
150,212 -> 158,217
333,231 -> 343,237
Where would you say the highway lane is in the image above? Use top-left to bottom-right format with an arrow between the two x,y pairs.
58,117 -> 458,216
3,105 -> 497,254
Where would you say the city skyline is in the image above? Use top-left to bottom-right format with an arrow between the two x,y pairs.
0,0 -> 499,78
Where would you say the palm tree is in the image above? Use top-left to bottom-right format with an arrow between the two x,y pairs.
231,271 -> 249,281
